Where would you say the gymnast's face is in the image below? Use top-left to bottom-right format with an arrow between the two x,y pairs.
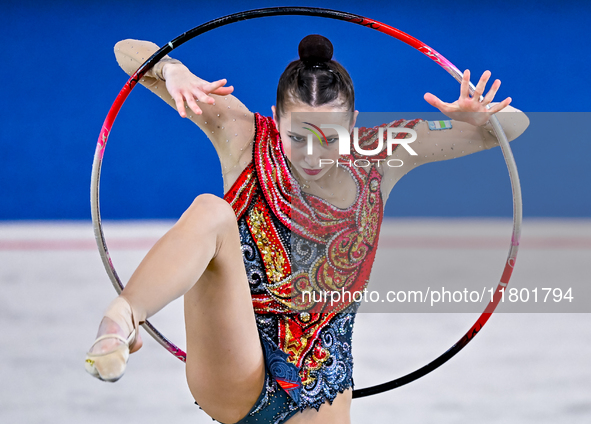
272,101 -> 358,182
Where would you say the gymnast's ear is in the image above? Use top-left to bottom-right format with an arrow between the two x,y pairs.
350,110 -> 359,132
271,105 -> 279,129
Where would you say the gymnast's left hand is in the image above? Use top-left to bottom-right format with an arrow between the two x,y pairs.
423,69 -> 512,127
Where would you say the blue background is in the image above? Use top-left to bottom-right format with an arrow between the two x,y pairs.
1,0 -> 589,220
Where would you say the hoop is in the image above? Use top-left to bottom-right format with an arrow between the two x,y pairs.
91,6 -> 522,399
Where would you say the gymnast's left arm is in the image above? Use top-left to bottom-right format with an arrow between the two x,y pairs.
377,69 -> 529,205
412,68 -> 529,165
407,103 -> 530,166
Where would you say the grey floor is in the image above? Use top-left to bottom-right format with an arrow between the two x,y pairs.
1,219 -> 589,423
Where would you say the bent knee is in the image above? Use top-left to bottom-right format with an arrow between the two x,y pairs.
181,194 -> 237,231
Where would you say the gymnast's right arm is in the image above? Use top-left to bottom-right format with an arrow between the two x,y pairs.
114,39 -> 255,163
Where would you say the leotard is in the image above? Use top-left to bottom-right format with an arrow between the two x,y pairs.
222,113 -> 421,421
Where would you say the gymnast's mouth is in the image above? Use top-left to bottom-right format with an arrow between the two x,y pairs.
302,168 -> 323,175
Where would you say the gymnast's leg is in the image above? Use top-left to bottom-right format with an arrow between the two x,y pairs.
88,193 -> 264,423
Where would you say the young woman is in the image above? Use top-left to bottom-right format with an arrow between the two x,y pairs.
85,35 -> 528,424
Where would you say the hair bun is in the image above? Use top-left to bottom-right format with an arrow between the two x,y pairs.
298,34 -> 333,64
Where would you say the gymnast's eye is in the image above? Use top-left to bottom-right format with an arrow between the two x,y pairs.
326,137 -> 338,144
289,134 -> 306,143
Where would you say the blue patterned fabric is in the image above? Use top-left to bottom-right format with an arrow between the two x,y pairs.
238,208 -> 358,412
235,331 -> 300,424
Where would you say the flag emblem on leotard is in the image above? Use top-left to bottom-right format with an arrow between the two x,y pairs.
428,120 -> 452,130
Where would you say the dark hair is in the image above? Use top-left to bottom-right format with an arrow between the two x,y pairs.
276,34 -> 355,119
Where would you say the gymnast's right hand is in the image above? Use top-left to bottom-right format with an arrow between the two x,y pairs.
162,63 -> 234,118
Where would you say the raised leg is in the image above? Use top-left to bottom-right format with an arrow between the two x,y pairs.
89,194 -> 264,423
88,193 -> 355,423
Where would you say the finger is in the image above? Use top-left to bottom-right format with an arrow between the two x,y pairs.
472,70 -> 491,100
424,92 -> 440,108
192,88 -> 215,105
424,92 -> 452,111
211,85 -> 234,95
204,79 -> 232,101
185,93 -> 203,116
459,69 -> 471,100
201,88 -> 217,104
482,79 -> 501,105
203,79 -> 228,94
487,97 -> 512,114
173,94 -> 188,118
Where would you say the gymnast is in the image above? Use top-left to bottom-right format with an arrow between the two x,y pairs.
85,34 -> 528,424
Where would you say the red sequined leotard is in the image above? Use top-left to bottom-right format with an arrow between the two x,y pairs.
224,113 -> 421,411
